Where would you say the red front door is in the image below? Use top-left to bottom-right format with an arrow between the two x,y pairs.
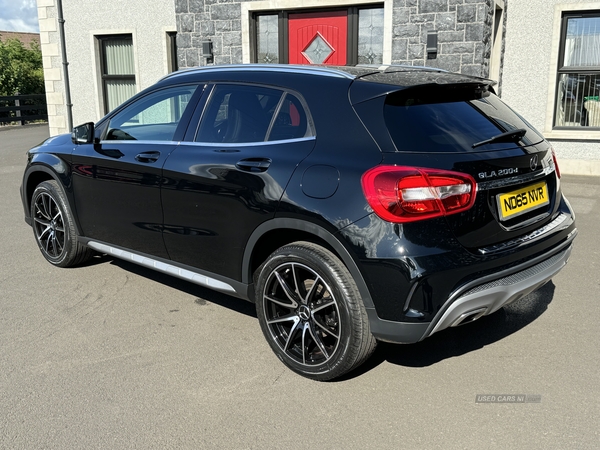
288,11 -> 348,65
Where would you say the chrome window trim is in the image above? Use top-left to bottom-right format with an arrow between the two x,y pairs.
184,136 -> 317,147
97,136 -> 317,147
265,92 -> 287,140
98,140 -> 181,146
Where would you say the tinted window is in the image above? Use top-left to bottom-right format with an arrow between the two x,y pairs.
267,93 -> 311,141
384,87 -> 544,152
105,85 -> 197,141
196,84 -> 282,143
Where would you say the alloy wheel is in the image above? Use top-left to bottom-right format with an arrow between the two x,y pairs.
33,191 -> 66,259
262,262 -> 341,366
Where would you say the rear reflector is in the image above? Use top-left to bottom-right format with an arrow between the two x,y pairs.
361,166 -> 476,223
551,148 -> 561,179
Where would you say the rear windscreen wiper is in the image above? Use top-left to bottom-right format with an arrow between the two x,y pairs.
472,128 -> 527,149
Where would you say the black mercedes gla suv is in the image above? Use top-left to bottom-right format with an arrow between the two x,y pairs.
21,65 -> 577,380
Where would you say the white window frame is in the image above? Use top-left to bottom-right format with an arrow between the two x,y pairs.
545,3 -> 600,140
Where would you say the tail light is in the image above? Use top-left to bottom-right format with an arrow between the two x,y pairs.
551,148 -> 561,179
361,166 -> 477,223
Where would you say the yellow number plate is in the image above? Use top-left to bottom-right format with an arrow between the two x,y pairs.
497,181 -> 549,221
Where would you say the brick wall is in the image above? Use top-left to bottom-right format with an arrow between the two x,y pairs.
175,0 -> 498,79
0,31 -> 40,48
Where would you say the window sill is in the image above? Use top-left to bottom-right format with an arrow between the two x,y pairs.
543,129 -> 600,141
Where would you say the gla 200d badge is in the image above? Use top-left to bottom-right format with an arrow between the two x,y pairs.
20,64 -> 576,380
478,167 -> 520,179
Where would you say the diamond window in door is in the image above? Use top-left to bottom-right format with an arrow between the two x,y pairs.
302,32 -> 335,64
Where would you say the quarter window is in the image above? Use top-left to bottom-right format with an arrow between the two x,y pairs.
555,12 -> 600,128
268,93 -> 310,141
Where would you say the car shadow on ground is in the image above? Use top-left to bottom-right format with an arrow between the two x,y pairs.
100,255 -> 258,317
343,281 -> 556,379
89,254 -> 555,379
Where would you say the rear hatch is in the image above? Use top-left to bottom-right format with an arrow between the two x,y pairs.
352,78 -> 564,251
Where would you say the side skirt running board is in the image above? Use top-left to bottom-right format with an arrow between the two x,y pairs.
84,240 -> 252,300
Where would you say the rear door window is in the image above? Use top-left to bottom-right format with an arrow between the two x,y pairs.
195,84 -> 314,144
384,86 -> 544,152
195,84 -> 282,143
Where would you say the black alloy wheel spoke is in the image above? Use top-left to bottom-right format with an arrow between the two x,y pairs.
34,192 -> 65,259
264,262 -> 341,367
284,319 -> 302,352
307,322 -> 330,360
313,315 -> 340,339
266,313 -> 299,325
274,270 -> 300,308
264,294 -> 296,310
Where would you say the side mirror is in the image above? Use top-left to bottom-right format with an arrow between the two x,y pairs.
71,122 -> 95,144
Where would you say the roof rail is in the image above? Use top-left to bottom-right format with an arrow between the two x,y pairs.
159,64 -> 356,82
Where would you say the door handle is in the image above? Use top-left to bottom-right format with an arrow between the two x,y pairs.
236,158 -> 271,172
135,151 -> 160,163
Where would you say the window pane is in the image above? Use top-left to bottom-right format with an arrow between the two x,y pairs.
105,79 -> 137,112
104,38 -> 135,75
106,86 -> 197,141
358,8 -> 384,65
555,13 -> 600,128
384,88 -> 544,153
563,17 -> 600,67
257,15 -> 279,64
268,93 -> 312,141
196,85 -> 282,143
555,73 -> 600,127
303,34 -> 334,64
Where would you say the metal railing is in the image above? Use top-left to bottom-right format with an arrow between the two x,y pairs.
0,94 -> 48,125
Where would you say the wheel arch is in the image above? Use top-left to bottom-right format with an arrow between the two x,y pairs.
22,157 -> 75,229
242,218 -> 374,309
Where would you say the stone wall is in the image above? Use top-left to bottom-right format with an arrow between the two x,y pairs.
391,0 -> 494,77
175,0 -> 243,68
175,0 -> 497,78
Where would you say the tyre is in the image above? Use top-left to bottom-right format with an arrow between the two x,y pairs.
255,241 -> 376,381
30,180 -> 93,267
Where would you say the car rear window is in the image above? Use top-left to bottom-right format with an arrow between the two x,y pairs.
384,86 -> 544,152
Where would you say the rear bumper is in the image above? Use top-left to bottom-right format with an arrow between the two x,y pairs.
366,232 -> 576,344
